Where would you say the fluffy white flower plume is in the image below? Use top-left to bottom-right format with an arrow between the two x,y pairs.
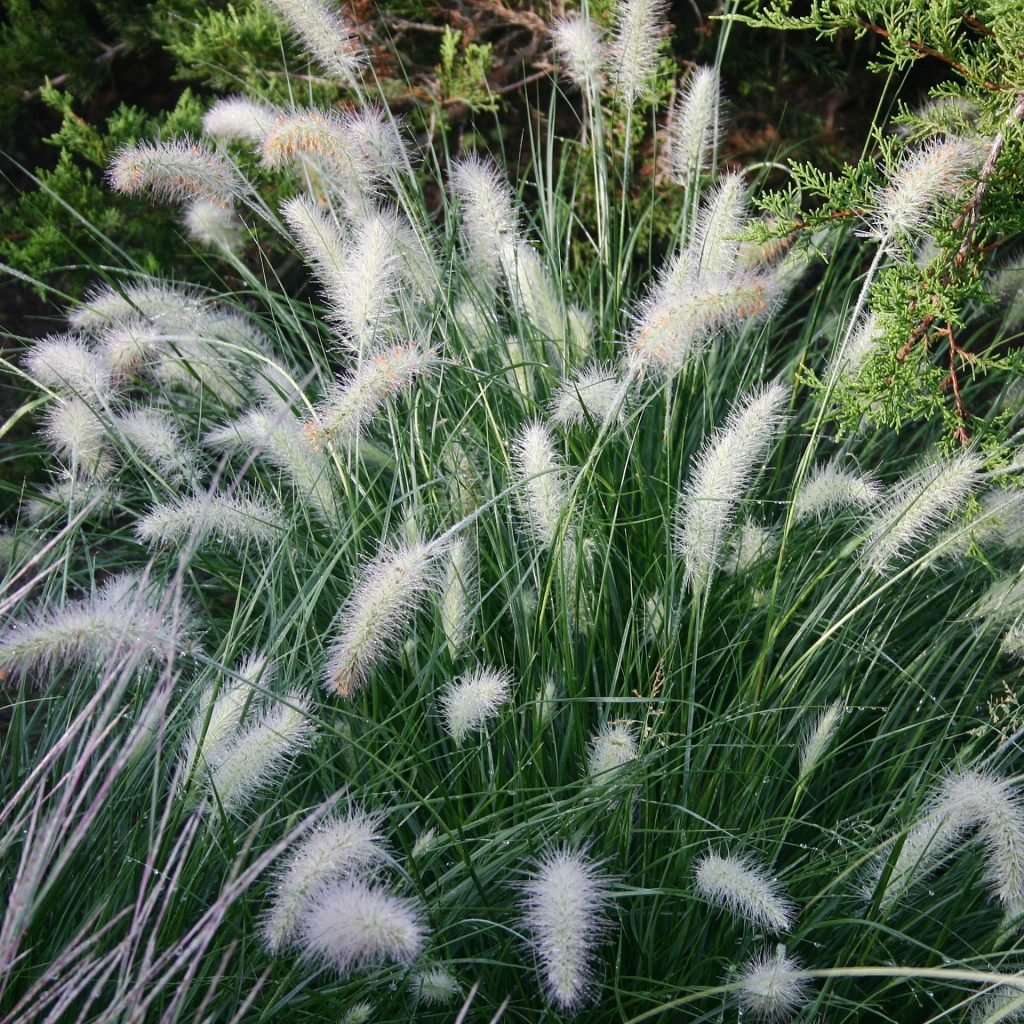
440,537 -> 475,658
183,198 -> 244,253
450,154 -> 519,294
42,396 -> 112,479
513,420 -> 571,550
178,651 -> 269,787
861,452 -> 982,573
798,700 -> 845,785
794,462 -> 882,523
674,382 -> 789,590
628,268 -> 779,376
737,946 -> 811,1021
206,692 -> 316,814
440,665 -> 511,742
587,721 -> 638,781
866,137 -> 980,250
24,334 -> 113,402
303,344 -> 435,446
202,96 -> 279,143
689,173 -> 747,280
608,0 -> 667,107
115,408 -> 197,483
325,540 -> 441,697
263,0 -> 364,83
109,138 -> 244,205
503,241 -> 568,345
551,363 -> 625,428
966,489 -> 1024,552
551,13 -> 605,100
0,572 -> 193,682
866,768 -> 1024,918
667,66 -> 722,186
24,477 -> 119,524
69,280 -> 206,336
136,491 -> 286,551
694,851 -> 795,932
262,809 -> 389,953
207,406 -> 340,525
298,878 -> 427,975
409,967 -> 461,1006
282,194 -> 347,302
520,846 -> 614,1012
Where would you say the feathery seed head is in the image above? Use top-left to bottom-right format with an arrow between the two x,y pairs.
304,344 -> 435,447
867,137 -> 980,250
410,967 -> 461,1006
551,363 -> 626,428
968,489 -> 1024,551
440,665 -> 512,743
674,382 -> 789,590
135,491 -> 285,550
183,198 -> 244,253
0,571 -> 193,682
722,520 -> 778,575
551,14 -> 606,97
513,420 -> 571,549
666,66 -> 722,186
325,540 -> 441,697
262,809 -> 389,953
202,96 -> 278,143
608,0 -> 668,107
737,946 -> 811,1021
794,462 -> 882,523
440,537 -> 475,659
25,335 -> 113,403
798,700 -> 846,784
450,154 -> 519,292
689,173 -> 748,280
24,477 -> 119,524
297,878 -> 426,975
520,846 -> 614,1012
70,281 -> 206,336
114,408 -> 196,483
827,311 -> 884,382
263,0 -> 365,83
206,693 -> 316,814
109,138 -> 244,205
694,851 -> 795,932
862,452 -> 983,573
503,240 -> 567,345
43,397 -> 112,478
587,721 -> 638,781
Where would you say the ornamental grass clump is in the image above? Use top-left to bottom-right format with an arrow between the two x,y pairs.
5,0 -> 1024,1019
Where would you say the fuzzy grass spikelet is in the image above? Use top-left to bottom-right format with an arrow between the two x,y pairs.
694,851 -> 795,932
298,878 -> 426,976
587,721 -> 638,781
450,154 -> 519,294
42,397 -> 111,478
206,693 -> 316,814
263,810 -> 389,953
135,491 -> 285,550
667,66 -> 722,186
440,665 -> 511,742
324,541 -> 440,697
202,96 -> 278,143
798,700 -> 845,784
109,139 -> 244,205
520,846 -> 614,1012
552,14 -> 605,97
114,408 -> 197,483
440,537 -> 475,658
304,344 -> 435,447
674,382 -> 789,590
513,420 -> 571,549
861,452 -> 982,573
0,572 -> 191,682
25,335 -> 113,402
183,199 -> 244,253
551,363 -> 625,428
608,0 -> 667,107
690,173 -> 747,279
737,946 -> 810,1021
263,0 -> 365,83
409,967 -> 461,1006
794,462 -> 882,522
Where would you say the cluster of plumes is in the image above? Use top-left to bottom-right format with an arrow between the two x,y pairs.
864,767 -> 1024,921
178,652 -> 316,815
550,0 -> 668,109
260,805 -> 431,981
